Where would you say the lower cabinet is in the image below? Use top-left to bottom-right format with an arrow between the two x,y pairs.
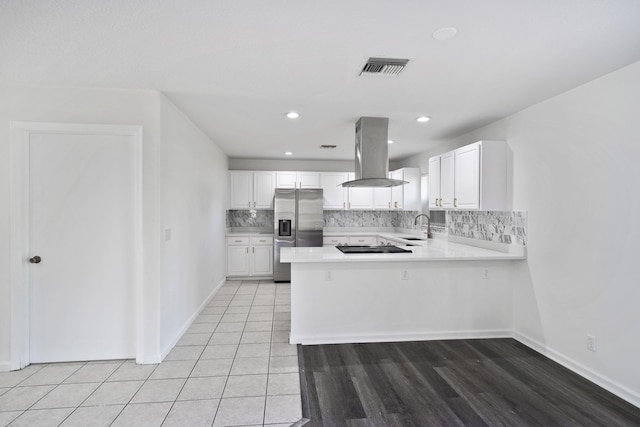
227,236 -> 273,278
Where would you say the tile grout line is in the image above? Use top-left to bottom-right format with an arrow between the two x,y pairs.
56,359 -> 128,426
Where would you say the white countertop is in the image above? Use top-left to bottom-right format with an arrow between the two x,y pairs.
280,237 -> 525,263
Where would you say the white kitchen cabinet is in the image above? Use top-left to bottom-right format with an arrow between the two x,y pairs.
440,152 -> 455,209
320,172 -> 349,209
390,168 -> 421,211
229,171 -> 276,209
276,171 -> 321,189
373,186 -> 392,209
250,236 -> 273,276
323,235 -> 348,246
428,141 -> 508,211
428,156 -> 441,209
227,236 -> 273,277
454,143 -> 481,209
227,236 -> 250,276
348,235 -> 376,246
346,173 -> 374,209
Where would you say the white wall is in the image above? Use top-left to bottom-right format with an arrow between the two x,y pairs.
399,61 -> 640,405
159,95 -> 228,357
0,85 -> 163,367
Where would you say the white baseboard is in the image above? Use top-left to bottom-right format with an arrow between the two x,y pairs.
159,278 -> 226,361
291,329 -> 512,345
513,331 -> 640,409
0,361 -> 12,372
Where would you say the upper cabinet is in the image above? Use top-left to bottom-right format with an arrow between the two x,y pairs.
276,171 -> 321,189
428,157 -> 441,209
229,171 -> 276,209
390,168 -> 421,211
320,172 -> 349,209
428,141 -> 508,211
346,173 -> 374,210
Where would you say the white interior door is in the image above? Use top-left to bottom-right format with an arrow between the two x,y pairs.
29,131 -> 137,363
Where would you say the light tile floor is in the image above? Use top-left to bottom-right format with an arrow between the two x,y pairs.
0,280 -> 302,427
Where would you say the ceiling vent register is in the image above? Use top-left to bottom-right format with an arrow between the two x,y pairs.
360,58 -> 409,76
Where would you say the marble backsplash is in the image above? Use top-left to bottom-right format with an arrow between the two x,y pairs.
447,210 -> 527,245
227,209 -> 422,230
227,209 -> 528,245
226,210 -> 274,229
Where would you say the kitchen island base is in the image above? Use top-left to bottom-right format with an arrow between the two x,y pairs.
290,260 -> 516,345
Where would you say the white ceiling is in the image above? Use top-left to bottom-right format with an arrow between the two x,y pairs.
2,0 -> 640,161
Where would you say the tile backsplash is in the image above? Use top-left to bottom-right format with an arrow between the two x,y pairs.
227,209 -> 421,229
447,210 -> 527,245
226,209 -> 274,229
226,209 -> 528,246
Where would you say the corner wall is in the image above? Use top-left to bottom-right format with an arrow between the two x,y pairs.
399,60 -> 640,406
158,95 -> 229,357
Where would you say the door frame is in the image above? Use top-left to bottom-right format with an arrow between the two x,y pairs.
9,122 -> 144,370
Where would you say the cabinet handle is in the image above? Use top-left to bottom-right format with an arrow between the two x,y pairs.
246,248 -> 249,254
348,202 -> 351,209
454,198 -> 457,208
248,202 -> 251,208
235,240 -> 242,243
252,247 -> 255,253
388,202 -> 391,208
343,202 -> 345,209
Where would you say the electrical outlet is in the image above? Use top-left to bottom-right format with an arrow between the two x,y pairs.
483,268 -> 489,279
325,270 -> 333,281
401,270 -> 409,280
587,334 -> 597,352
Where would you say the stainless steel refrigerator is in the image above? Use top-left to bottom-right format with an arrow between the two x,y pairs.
273,188 -> 324,282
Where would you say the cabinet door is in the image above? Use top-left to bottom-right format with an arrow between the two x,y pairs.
373,186 -> 392,209
440,151 -> 455,208
321,172 -> 348,209
227,245 -> 250,276
348,236 -> 376,245
251,245 -> 273,276
390,170 -> 404,209
454,143 -> 480,209
347,172 -> 373,209
229,172 -> 253,209
276,172 -> 297,189
323,236 -> 348,246
428,157 -> 441,209
253,172 -> 276,209
297,172 -> 321,188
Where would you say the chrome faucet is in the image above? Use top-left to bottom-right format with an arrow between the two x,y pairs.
413,213 -> 432,239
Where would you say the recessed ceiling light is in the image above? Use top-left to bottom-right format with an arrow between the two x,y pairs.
416,116 -> 431,123
285,111 -> 299,119
388,140 -> 394,144
433,27 -> 458,41
284,151 -> 293,156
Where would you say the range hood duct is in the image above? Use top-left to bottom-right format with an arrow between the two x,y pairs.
341,117 -> 407,188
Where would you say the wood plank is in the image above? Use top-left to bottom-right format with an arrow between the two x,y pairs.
298,339 -> 640,426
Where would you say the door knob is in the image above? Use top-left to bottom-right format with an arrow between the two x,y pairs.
29,256 -> 41,264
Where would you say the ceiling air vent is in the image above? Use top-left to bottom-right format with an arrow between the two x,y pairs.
360,57 -> 409,76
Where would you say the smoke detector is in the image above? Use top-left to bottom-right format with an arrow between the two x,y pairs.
360,57 -> 409,76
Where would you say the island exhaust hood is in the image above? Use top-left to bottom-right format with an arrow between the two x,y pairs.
341,117 -> 407,187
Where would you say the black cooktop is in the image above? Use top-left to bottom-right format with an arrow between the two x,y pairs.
336,245 -> 412,254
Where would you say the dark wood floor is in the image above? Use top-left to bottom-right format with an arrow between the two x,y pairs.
297,339 -> 640,427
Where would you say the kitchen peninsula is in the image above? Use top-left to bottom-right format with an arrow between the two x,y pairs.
280,236 -> 525,345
